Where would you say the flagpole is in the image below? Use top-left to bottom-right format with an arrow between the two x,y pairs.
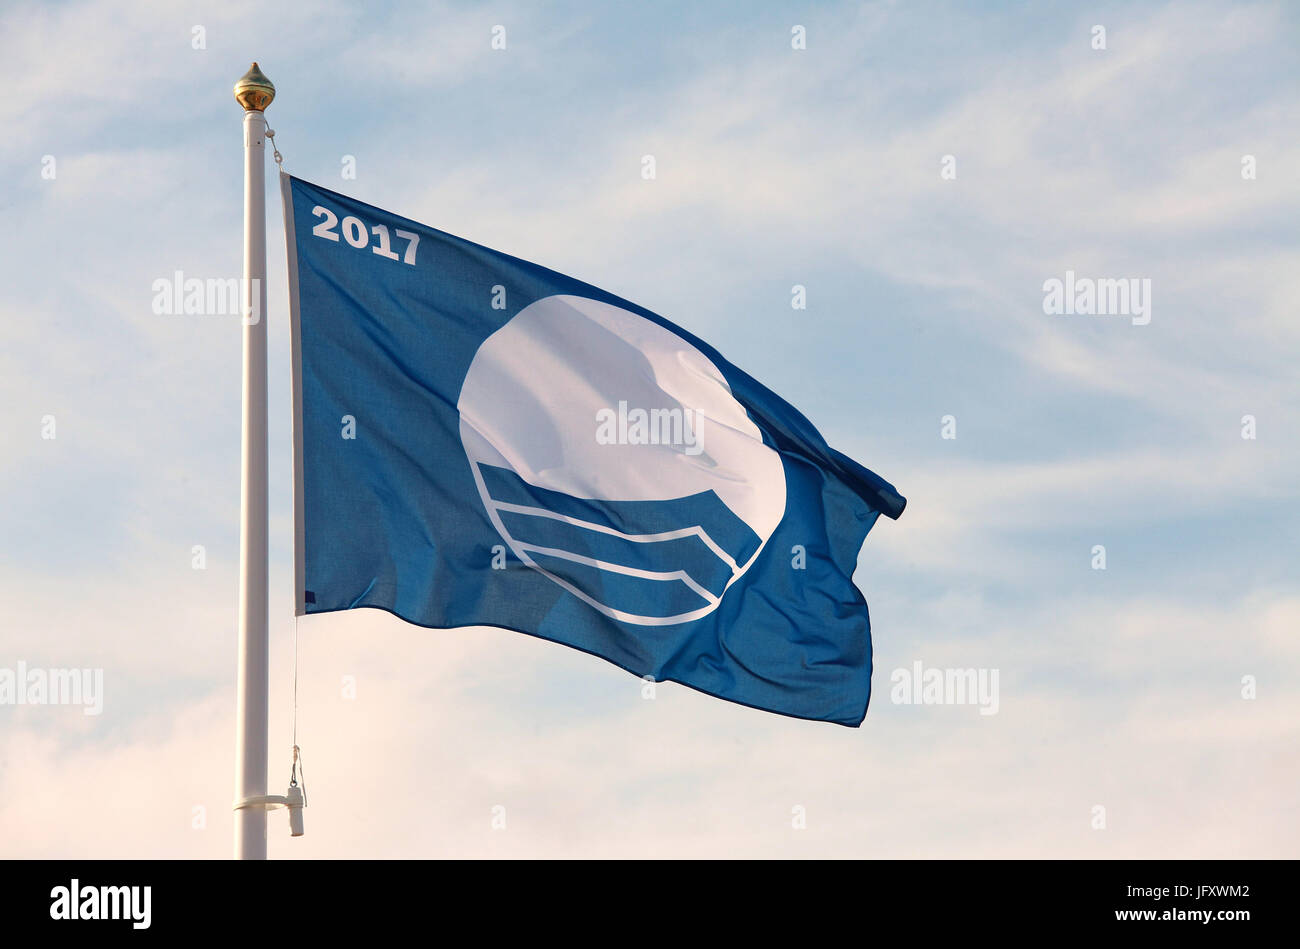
233,63 -> 275,860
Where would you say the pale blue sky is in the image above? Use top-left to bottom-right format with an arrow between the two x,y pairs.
0,0 -> 1297,857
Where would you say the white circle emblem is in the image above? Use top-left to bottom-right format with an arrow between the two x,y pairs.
458,295 -> 786,625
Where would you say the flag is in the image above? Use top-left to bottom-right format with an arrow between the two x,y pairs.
281,174 -> 906,726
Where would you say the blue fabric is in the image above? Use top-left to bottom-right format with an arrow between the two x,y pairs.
285,175 -> 906,726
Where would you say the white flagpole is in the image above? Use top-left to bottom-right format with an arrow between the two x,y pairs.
233,63 -> 275,860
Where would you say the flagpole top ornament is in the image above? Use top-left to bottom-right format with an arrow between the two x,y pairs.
234,62 -> 275,112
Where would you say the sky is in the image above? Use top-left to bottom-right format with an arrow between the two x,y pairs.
0,0 -> 1297,858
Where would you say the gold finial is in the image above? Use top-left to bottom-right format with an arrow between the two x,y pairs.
234,62 -> 275,112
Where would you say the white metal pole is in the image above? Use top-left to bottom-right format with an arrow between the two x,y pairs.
233,63 -> 275,860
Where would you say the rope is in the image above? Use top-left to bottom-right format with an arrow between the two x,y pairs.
268,123 -> 301,807
292,613 -> 299,751
265,127 -> 284,168
289,612 -> 303,803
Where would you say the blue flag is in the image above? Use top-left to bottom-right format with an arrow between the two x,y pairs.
281,174 -> 905,726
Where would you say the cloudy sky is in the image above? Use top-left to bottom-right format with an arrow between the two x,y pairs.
1,0 -> 1297,858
